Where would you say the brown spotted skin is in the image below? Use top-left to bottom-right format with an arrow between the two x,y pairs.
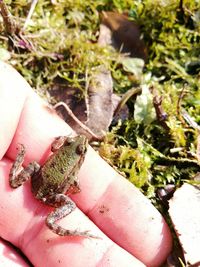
9,136 -> 98,238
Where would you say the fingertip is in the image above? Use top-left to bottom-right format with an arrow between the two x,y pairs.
0,238 -> 30,267
98,244 -> 145,267
0,61 -> 31,159
6,91 -> 71,164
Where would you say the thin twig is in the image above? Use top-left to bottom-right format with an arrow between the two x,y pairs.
177,84 -> 188,126
0,0 -> 16,35
114,87 -> 141,117
151,86 -> 169,130
23,0 -> 38,30
54,102 -> 103,141
181,108 -> 200,161
196,135 -> 200,161
181,109 -> 200,131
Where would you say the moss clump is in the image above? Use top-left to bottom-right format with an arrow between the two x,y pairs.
1,0 -> 200,199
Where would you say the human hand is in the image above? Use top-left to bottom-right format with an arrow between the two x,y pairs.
0,61 -> 172,267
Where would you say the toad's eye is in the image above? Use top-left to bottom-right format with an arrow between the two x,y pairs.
64,137 -> 74,145
76,144 -> 87,155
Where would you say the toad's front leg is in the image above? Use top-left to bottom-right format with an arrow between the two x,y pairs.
9,144 -> 40,188
45,194 -> 98,238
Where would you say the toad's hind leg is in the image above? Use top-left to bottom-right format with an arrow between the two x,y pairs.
45,194 -> 98,238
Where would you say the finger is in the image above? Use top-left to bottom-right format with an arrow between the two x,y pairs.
78,149 -> 172,267
0,238 -> 29,267
0,61 -> 31,159
2,61 -> 172,266
0,158 -> 145,267
6,90 -> 71,164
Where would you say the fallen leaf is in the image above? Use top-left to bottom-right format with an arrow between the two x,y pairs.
85,66 -> 113,137
50,81 -> 87,125
100,11 -> 147,61
51,67 -> 114,140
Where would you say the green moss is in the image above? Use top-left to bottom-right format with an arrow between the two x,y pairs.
1,0 -> 200,199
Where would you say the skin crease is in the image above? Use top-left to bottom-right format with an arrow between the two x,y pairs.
0,61 -> 172,266
0,238 -> 29,267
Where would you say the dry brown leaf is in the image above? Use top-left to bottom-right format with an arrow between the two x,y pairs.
51,68 -> 115,140
85,67 -> 113,137
100,11 -> 147,61
50,81 -> 87,124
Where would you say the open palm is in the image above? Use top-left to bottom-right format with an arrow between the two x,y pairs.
0,61 -> 172,267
